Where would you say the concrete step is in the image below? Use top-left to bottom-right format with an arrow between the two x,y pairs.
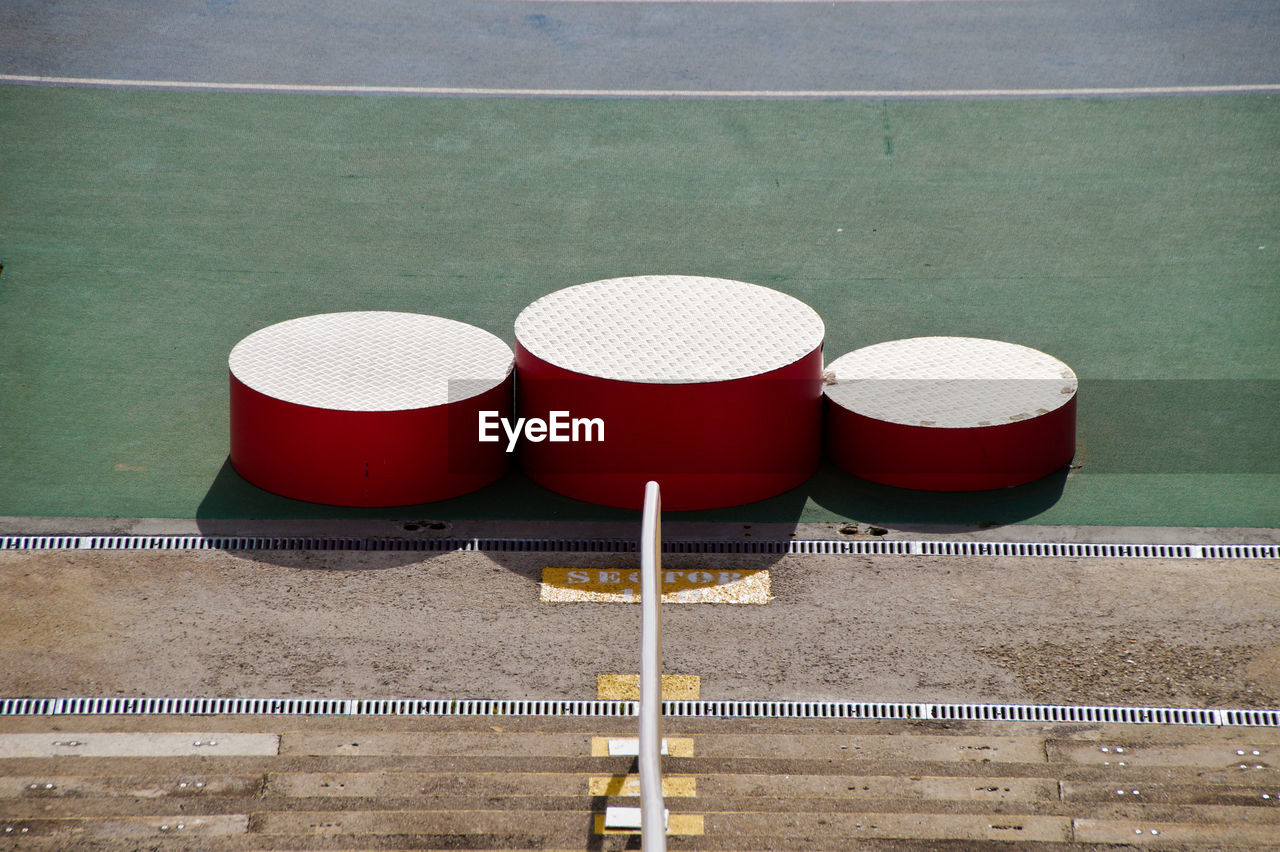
5,811 -> 1280,850
6,768 -> 1280,811
2,716 -> 1280,851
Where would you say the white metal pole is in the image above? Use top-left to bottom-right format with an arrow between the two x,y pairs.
639,480 -> 666,850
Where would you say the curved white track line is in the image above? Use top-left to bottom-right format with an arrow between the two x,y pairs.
3,74 -> 1279,99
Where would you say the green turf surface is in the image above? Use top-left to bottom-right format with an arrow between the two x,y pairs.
1,87 -> 1276,526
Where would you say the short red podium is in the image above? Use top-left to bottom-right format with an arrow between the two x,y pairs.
824,336 -> 1077,491
229,311 -> 514,506
514,275 -> 826,510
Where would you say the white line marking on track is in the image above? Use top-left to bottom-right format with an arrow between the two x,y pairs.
2,74 -> 1278,99
496,0 -> 1037,3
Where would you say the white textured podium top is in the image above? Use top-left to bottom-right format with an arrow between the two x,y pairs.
229,312 -> 514,411
825,337 -> 1077,428
514,276 -> 825,383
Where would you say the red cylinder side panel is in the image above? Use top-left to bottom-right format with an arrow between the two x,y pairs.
515,344 -> 823,510
230,374 -> 512,507
826,395 -> 1076,491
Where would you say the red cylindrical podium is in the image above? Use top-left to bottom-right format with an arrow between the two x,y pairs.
514,275 -> 825,510
825,337 -> 1077,491
229,311 -> 513,506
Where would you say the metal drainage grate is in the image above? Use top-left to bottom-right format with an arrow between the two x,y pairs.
0,535 -> 1276,559
0,697 -> 1275,727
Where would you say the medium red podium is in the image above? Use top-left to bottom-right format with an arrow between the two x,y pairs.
514,275 -> 825,510
824,336 -> 1077,491
229,311 -> 513,506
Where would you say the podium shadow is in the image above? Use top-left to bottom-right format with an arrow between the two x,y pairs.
195,457 -> 642,570
195,456 -> 1068,571
804,461 -> 1070,532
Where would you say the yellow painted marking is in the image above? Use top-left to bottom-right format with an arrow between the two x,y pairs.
540,567 -> 770,604
594,813 -> 704,836
597,673 -> 701,700
589,775 -> 697,797
592,736 -> 694,758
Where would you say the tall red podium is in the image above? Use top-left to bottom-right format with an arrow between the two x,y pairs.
514,275 -> 825,510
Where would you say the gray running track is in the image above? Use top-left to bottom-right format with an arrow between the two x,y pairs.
2,0 -> 1277,94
